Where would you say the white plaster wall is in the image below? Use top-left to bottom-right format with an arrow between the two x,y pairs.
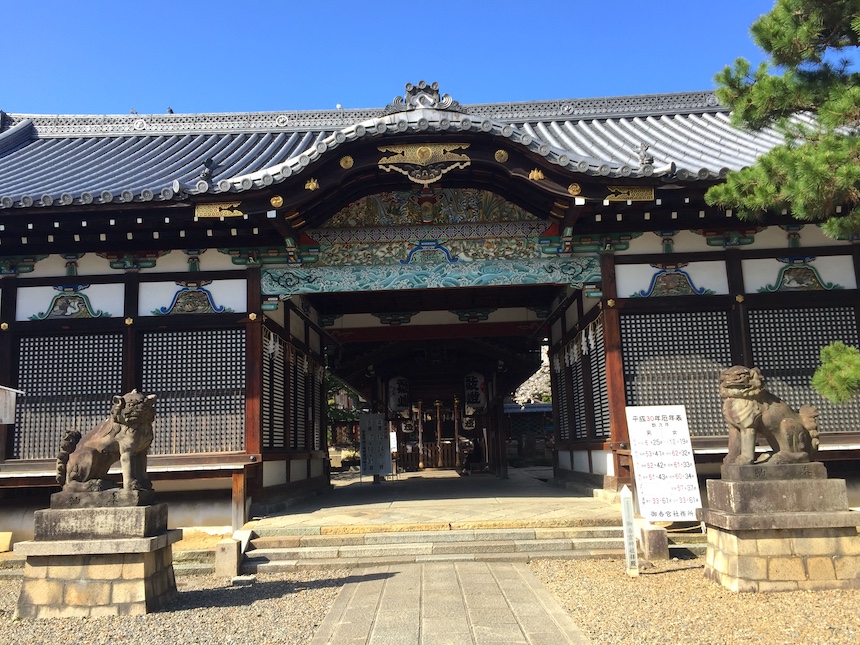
16,283 -> 125,321
263,460 -> 288,487
551,320 -> 563,345
742,256 -> 856,293
799,224 -> 851,247
582,296 -> 601,315
556,449 -> 572,471
138,279 -> 246,316
310,458 -> 325,478
572,450 -> 590,473
265,301 -> 286,328
590,450 -> 615,476
290,459 -> 308,481
289,308 -> 305,340
616,261 -> 728,298
140,250 -> 189,273
309,329 -> 321,354
618,230 -> 711,255
21,254 -> 70,278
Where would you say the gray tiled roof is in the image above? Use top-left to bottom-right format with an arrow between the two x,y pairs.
0,88 -> 784,211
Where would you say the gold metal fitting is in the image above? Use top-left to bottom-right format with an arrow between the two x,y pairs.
270,195 -> 284,208
124,317 -> 134,326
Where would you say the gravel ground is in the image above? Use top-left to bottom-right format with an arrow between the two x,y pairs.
1,558 -> 858,644
0,569 -> 351,645
529,558 -> 860,645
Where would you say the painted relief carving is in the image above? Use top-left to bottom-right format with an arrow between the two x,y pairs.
759,261 -> 841,292
378,144 -> 471,186
154,281 -> 233,315
30,286 -> 109,320
634,264 -> 714,297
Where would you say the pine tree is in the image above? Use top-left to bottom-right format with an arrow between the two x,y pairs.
705,0 -> 860,239
706,1 -> 860,403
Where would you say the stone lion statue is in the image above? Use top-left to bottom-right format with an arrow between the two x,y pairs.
56,390 -> 157,492
720,366 -> 820,466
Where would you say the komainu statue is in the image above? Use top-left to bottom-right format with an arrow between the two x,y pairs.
56,390 -> 157,492
720,366 -> 820,465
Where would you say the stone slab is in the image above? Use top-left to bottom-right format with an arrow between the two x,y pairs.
50,489 -> 156,509
14,529 -> 182,557
721,462 -> 827,481
698,509 -> 860,531
33,504 -> 168,540
706,478 -> 848,514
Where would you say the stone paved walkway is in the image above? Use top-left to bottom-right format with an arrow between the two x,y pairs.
309,561 -> 591,645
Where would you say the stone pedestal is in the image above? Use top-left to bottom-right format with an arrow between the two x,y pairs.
14,500 -> 180,618
698,463 -> 860,592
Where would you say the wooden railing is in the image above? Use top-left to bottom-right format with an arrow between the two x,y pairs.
396,443 -> 461,471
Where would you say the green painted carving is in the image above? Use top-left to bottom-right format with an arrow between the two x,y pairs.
0,255 -> 48,275
759,262 -> 842,292
30,287 -> 109,320
261,255 -> 601,296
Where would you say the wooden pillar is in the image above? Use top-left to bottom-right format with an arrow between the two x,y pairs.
435,400 -> 442,468
725,249 -> 752,365
600,253 -> 631,489
122,273 -> 140,392
453,396 -> 461,470
244,267 -> 262,457
0,276 -> 18,462
417,400 -> 424,469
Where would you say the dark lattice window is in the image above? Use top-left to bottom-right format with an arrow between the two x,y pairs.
571,356 -> 588,440
291,350 -> 308,449
554,367 -> 569,442
262,328 -> 287,450
142,329 -> 245,454
749,307 -> 860,433
590,322 -> 610,438
620,311 -> 732,436
14,334 -> 123,459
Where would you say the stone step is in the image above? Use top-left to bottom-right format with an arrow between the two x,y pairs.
244,536 -> 625,563
249,526 -> 623,550
241,548 -> 625,573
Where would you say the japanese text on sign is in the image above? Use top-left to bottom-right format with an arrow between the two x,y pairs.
359,413 -> 392,477
625,405 -> 702,522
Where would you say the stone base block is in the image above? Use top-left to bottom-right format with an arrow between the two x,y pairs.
706,477 -> 849,515
50,489 -> 156,509
15,545 -> 178,618
34,503 -> 168,540
721,462 -> 827,482
703,524 -> 860,592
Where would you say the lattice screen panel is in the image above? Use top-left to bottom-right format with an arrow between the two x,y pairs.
291,350 -> 308,450
590,321 -> 610,438
142,329 -> 245,454
571,358 -> 588,440
621,311 -> 732,436
554,369 -> 569,442
262,328 -> 288,450
14,334 -> 123,459
749,307 -> 860,433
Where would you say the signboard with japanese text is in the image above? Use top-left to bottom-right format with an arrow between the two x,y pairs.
625,405 -> 701,522
359,413 -> 392,477
388,376 -> 409,416
464,372 -> 486,412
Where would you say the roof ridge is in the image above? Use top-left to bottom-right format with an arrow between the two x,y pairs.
4,90 -> 725,137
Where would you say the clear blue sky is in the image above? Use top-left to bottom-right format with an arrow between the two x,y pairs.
2,0 -> 777,116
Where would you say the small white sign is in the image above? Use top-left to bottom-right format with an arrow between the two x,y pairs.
0,386 -> 24,425
625,405 -> 702,522
620,485 -> 639,577
359,413 -> 392,477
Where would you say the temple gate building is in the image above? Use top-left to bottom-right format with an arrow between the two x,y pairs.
1,82 -> 858,532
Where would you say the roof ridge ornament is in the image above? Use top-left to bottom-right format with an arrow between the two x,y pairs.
383,81 -> 463,115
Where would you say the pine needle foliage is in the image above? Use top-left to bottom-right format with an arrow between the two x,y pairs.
705,0 -> 860,239
811,342 -> 860,403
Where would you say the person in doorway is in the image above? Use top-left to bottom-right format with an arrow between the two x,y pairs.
461,438 -> 483,475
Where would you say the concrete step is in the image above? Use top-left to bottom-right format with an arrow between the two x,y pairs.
240,526 -> 626,571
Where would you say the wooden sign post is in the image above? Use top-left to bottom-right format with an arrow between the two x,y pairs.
620,485 -> 639,577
